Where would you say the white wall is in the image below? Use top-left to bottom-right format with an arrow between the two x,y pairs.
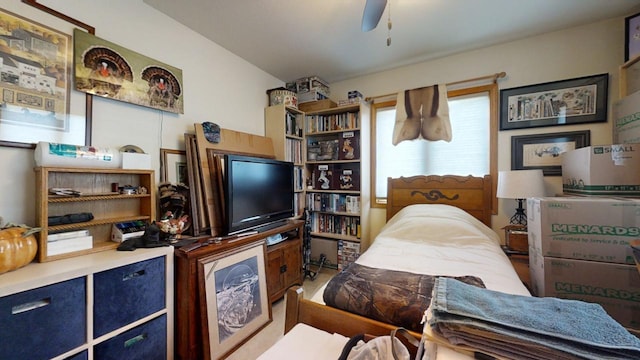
0,0 -> 282,225
330,17 -> 626,242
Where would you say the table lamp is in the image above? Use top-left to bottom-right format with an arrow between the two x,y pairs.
497,169 -> 545,226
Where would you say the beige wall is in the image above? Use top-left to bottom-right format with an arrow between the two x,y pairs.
329,17 -> 626,243
0,0 -> 282,225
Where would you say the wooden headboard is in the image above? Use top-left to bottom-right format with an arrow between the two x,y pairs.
386,175 -> 493,226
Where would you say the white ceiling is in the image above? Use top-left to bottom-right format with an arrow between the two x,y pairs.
143,0 -> 640,84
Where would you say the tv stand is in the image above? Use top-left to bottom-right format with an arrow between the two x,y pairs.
174,220 -> 304,360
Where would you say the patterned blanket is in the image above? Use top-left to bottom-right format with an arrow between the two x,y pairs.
323,263 -> 485,332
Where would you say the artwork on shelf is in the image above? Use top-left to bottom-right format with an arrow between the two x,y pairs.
73,29 -> 184,114
499,74 -> 608,130
0,3 -> 94,148
625,12 -> 640,62
511,130 -> 590,176
198,241 -> 271,360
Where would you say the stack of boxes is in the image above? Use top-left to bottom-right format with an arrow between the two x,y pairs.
286,75 -> 335,112
527,98 -> 640,332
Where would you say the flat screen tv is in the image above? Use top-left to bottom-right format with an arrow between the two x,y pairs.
223,154 -> 294,235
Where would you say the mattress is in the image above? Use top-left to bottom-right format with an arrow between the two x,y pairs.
312,204 -> 529,304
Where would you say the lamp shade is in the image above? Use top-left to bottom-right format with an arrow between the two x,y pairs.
497,170 -> 546,199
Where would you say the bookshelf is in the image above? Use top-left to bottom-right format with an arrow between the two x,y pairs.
304,103 -> 370,270
265,104 -> 306,218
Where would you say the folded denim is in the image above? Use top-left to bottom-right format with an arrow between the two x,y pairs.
428,277 -> 640,360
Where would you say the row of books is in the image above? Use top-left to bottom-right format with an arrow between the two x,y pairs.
306,193 -> 360,214
306,111 -> 360,133
285,138 -> 303,164
285,110 -> 304,137
309,213 -> 360,238
337,240 -> 360,270
47,229 -> 92,256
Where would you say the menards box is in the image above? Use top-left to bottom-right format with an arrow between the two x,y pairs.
527,197 -> 638,264
529,254 -> 640,330
561,144 -> 640,196
614,90 -> 640,144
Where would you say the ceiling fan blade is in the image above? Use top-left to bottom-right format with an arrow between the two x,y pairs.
361,0 -> 387,32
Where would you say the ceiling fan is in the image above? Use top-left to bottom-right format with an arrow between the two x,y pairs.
361,0 -> 388,32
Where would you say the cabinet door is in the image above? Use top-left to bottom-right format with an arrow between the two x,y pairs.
266,248 -> 284,297
283,240 -> 302,288
0,277 -> 86,360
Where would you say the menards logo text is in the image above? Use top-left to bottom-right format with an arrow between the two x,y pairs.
551,224 -> 640,236
555,282 -> 640,301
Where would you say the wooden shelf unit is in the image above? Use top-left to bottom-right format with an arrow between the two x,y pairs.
35,167 -> 156,262
305,103 -> 370,270
265,104 -> 306,219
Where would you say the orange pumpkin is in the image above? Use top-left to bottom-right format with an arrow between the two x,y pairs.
0,227 -> 38,274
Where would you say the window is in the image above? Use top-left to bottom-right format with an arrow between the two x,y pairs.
371,84 -> 498,207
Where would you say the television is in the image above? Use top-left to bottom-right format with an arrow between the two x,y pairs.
223,154 -> 295,235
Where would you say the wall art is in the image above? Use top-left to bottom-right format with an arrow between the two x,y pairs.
73,29 -> 184,114
500,74 -> 608,130
511,130 -> 590,176
0,3 -> 94,148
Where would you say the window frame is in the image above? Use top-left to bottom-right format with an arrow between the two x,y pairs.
370,83 -> 498,213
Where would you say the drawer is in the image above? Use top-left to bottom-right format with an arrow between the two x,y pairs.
94,256 -> 166,338
0,277 -> 86,360
94,314 -> 166,360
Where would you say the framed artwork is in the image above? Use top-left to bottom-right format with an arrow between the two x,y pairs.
160,148 -> 188,184
511,130 -> 590,176
198,241 -> 271,360
499,74 -> 608,130
625,12 -> 640,62
73,29 -> 184,114
0,2 -> 94,148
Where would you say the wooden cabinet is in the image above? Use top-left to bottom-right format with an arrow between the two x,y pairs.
35,167 -> 155,262
503,247 -> 531,291
304,103 -> 370,270
0,247 -> 174,360
266,237 -> 303,303
265,104 -> 306,218
174,220 -> 303,360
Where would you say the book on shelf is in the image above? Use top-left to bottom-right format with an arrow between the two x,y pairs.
338,131 -> 360,160
47,229 -> 90,241
312,164 -> 334,190
47,235 -> 93,256
338,240 -> 361,270
334,167 -> 360,191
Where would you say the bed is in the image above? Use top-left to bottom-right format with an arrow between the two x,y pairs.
275,175 -> 530,359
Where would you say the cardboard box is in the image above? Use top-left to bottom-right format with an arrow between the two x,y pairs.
298,99 -> 337,112
561,144 -> 640,196
121,152 -> 151,170
527,197 -> 638,264
529,254 -> 640,330
614,90 -> 640,144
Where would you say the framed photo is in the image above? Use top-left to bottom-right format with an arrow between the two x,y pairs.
625,12 -> 640,62
73,29 -> 184,114
0,2 -> 94,148
198,241 -> 271,360
511,130 -> 590,176
499,74 -> 608,130
160,148 -> 188,183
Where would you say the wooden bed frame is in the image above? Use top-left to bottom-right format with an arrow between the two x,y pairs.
284,174 -> 493,338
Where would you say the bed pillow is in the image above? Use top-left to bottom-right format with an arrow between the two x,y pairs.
323,263 -> 485,332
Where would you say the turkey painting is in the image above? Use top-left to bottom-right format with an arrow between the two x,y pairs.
73,29 -> 184,114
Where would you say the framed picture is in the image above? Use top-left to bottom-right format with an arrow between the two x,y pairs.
499,74 -> 608,130
0,2 -> 94,149
198,241 -> 271,360
160,148 -> 188,183
511,130 -> 590,176
625,12 -> 640,62
73,29 -> 184,114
